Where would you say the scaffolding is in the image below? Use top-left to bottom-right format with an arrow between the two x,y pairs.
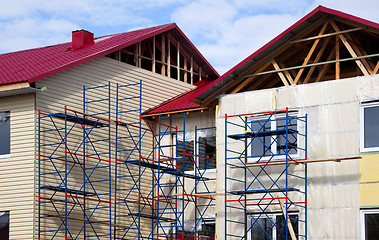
224,108 -> 307,240
110,81 -> 216,240
38,80 -> 216,240
38,82 -> 112,239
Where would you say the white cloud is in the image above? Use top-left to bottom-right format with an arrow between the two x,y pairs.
309,0 -> 379,23
171,0 -> 379,75
0,0 -> 377,75
0,17 -> 79,52
171,0 -> 305,74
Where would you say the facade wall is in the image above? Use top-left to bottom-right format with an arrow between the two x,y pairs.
35,56 -> 195,239
166,110 -> 217,233
0,94 -> 36,240
216,74 -> 379,239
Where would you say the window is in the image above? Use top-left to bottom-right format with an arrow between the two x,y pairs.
361,103 -> 379,152
247,213 -> 298,240
248,112 -> 298,161
176,128 -> 216,172
0,211 -> 9,240
361,209 -> 379,240
0,112 -> 10,158
199,220 -> 215,239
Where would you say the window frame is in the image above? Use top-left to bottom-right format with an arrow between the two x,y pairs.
247,212 -> 299,240
199,219 -> 215,238
0,111 -> 10,159
175,129 -> 216,173
247,111 -> 299,163
360,102 -> 379,152
0,211 -> 9,240
360,209 -> 379,240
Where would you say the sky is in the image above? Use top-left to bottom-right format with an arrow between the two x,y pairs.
0,0 -> 378,75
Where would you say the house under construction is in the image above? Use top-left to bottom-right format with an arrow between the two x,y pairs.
0,5 -> 378,240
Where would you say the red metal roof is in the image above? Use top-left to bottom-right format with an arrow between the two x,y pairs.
0,23 -> 218,86
142,78 -> 214,115
142,5 -> 379,116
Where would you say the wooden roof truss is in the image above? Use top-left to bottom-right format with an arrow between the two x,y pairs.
106,31 -> 208,84
202,16 -> 379,107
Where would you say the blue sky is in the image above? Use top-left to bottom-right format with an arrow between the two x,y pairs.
0,0 -> 378,74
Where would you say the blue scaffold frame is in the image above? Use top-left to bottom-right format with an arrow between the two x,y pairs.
224,108 -> 307,240
38,82 -> 112,240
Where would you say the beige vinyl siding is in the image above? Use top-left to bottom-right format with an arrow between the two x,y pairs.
35,57 -> 195,239
0,94 -> 36,240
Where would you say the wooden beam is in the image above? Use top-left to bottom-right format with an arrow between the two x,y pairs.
335,36 -> 340,80
316,49 -> 335,82
231,156 -> 361,168
184,57 -> 188,83
161,34 -> 166,76
279,62 -> 294,84
231,62 -> 272,94
139,42 -> 142,67
330,21 -> 370,76
342,27 -> 375,73
168,33 -> 171,78
191,57 -> 194,84
270,58 -> 290,86
177,41 -> 180,81
304,37 -> 331,84
293,21 -> 329,84
235,53 -> 379,81
246,74 -> 272,91
278,200 -> 297,240
237,16 -> 329,79
374,61 -> 379,74
290,27 -> 362,44
152,36 -> 156,73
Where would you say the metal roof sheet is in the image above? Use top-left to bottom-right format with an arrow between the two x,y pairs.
0,23 -> 218,86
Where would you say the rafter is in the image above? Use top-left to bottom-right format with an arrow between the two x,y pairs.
304,37 -> 331,84
330,21 -> 370,75
230,62 -> 272,94
279,62 -> 294,84
341,26 -> 376,72
293,21 -> 329,84
290,27 -> 362,44
246,74 -> 272,91
270,58 -> 290,86
335,36 -> 340,80
316,50 -> 335,82
374,61 -> 379,74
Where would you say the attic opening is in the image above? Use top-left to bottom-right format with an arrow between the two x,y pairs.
231,18 -> 379,93
197,15 -> 379,108
106,31 -> 207,85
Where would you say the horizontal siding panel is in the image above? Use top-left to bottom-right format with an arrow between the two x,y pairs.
0,94 -> 35,240
35,57 -> 195,239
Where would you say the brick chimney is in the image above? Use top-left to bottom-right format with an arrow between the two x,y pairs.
71,30 -> 94,49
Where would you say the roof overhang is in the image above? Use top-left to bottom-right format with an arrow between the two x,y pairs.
0,82 -> 45,98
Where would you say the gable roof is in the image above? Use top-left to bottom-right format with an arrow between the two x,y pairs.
0,23 -> 218,86
142,5 -> 379,116
193,5 -> 379,104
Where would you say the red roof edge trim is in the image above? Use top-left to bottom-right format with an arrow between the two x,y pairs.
196,5 -> 379,97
